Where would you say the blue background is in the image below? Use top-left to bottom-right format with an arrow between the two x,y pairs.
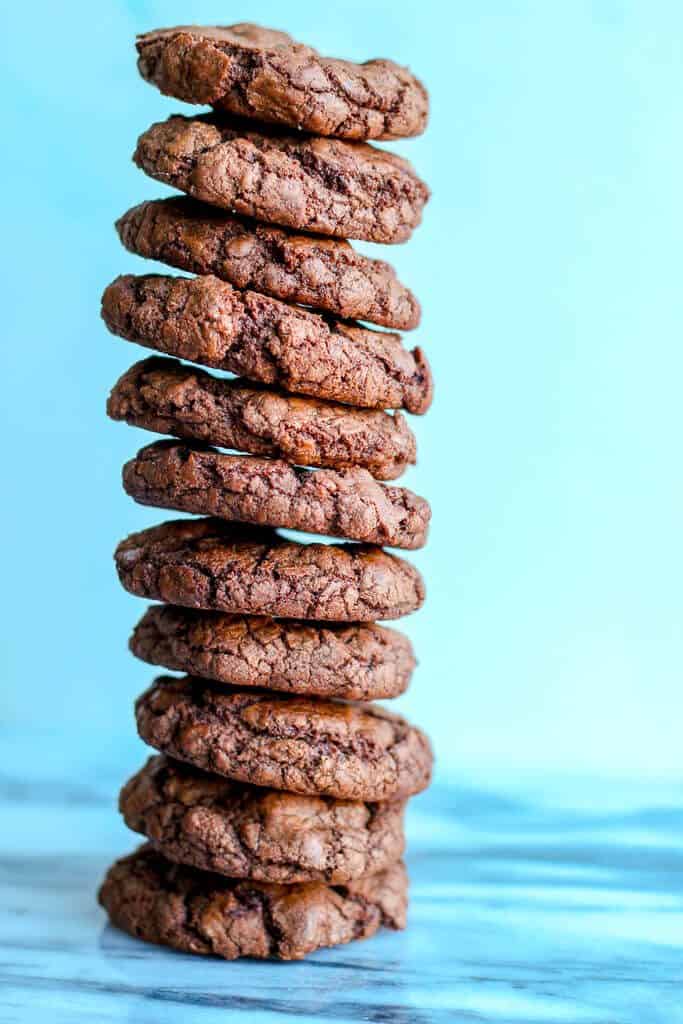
2,1 -> 681,786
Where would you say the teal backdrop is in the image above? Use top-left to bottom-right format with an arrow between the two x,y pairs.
2,1 -> 681,785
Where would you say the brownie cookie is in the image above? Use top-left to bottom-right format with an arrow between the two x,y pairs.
130,606 -> 415,701
123,442 -> 430,549
135,676 -> 433,801
136,23 -> 428,141
134,114 -> 430,244
101,274 -> 431,414
120,755 -> 406,884
115,517 -> 425,621
107,358 -> 416,482
116,198 -> 420,329
99,844 -> 407,961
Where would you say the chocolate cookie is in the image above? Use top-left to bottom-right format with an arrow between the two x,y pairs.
99,844 -> 407,961
120,755 -> 406,884
136,23 -> 428,141
135,676 -> 433,801
107,358 -> 416,482
123,442 -> 430,549
130,606 -> 415,701
134,114 -> 430,244
101,274 -> 431,414
116,198 -> 420,330
115,517 -> 425,621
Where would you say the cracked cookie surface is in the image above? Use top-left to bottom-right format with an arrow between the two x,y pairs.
123,441 -> 430,549
130,606 -> 415,701
101,274 -> 431,413
120,755 -> 406,883
107,358 -> 416,482
135,676 -> 433,801
136,23 -> 428,141
99,844 -> 407,960
115,517 -> 425,621
134,114 -> 430,244
116,198 -> 420,329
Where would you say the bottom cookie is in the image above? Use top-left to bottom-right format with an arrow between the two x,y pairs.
98,845 -> 407,961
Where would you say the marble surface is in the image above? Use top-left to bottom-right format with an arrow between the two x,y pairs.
2,729 -> 683,1023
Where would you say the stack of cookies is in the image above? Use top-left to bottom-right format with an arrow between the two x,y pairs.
98,23 -> 433,962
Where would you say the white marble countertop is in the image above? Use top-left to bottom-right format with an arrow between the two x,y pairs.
2,728 -> 682,1023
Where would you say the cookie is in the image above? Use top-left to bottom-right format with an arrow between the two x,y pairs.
98,844 -> 407,961
114,517 -> 425,621
136,23 -> 428,141
120,755 -> 406,884
108,358 -> 416,482
116,198 -> 421,330
101,274 -> 431,414
130,606 -> 415,701
135,676 -> 433,801
133,114 -> 430,244
123,442 -> 430,549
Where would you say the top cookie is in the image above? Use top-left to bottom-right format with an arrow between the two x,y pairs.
136,23 -> 428,141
